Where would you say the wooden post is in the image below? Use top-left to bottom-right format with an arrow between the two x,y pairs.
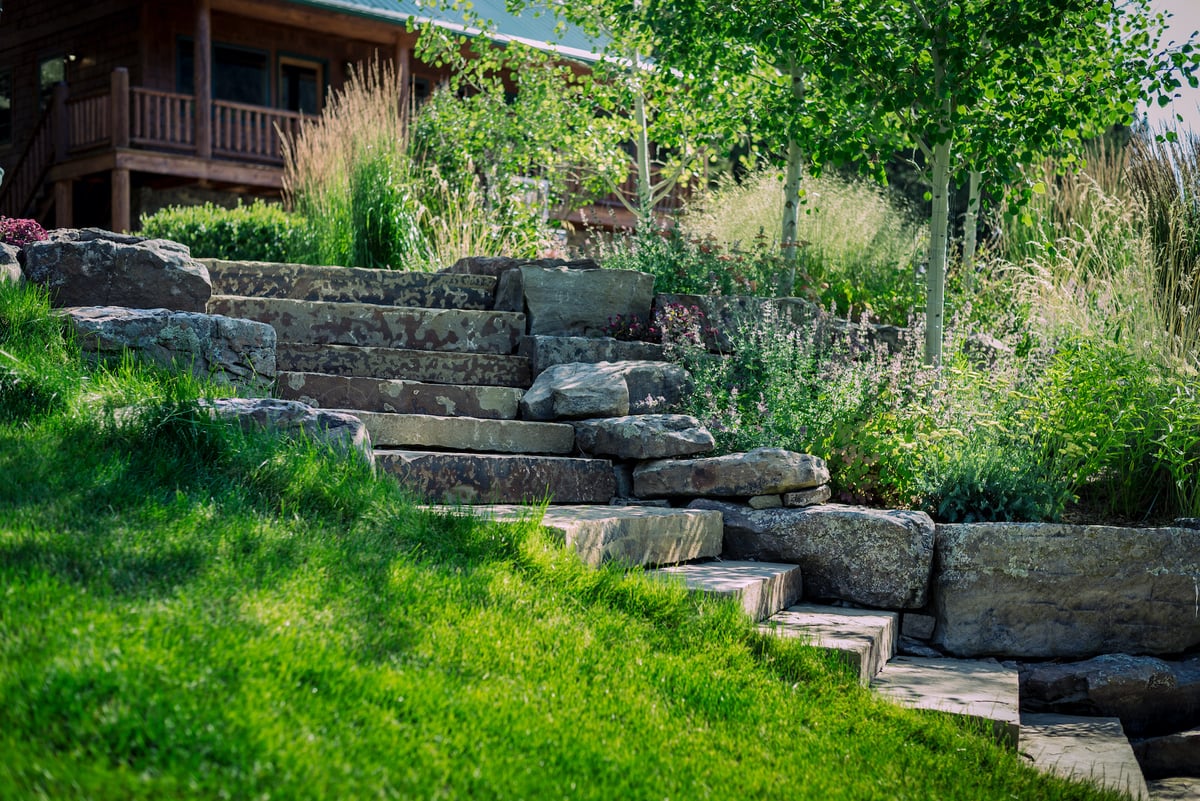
111,168 -> 131,233
194,0 -> 212,159
395,38 -> 412,130
55,180 -> 73,229
111,67 -> 130,148
52,81 -> 69,162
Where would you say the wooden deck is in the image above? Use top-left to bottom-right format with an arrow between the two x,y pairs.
2,67 -> 689,234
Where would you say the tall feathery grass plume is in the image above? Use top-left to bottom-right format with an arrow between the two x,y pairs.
1129,131 -> 1200,366
280,58 -> 429,270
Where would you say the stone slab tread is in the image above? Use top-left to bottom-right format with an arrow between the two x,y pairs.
274,345 -> 531,388
277,372 -> 522,419
341,411 -> 575,455
652,561 -> 802,622
377,450 -> 616,505
1021,713 -> 1149,800
204,259 -> 497,309
208,295 -> 523,354
871,656 -> 1021,748
429,504 -> 723,568
760,604 -> 898,685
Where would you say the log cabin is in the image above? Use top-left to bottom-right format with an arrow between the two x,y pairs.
0,0 -> 679,234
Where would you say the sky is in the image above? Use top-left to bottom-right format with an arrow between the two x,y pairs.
1145,0 -> 1200,134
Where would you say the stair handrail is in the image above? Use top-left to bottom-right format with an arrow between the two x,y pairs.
0,92 -> 58,220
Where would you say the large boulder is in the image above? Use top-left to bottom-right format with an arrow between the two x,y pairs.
520,360 -> 691,421
1021,653 -> 1200,739
22,228 -> 211,311
693,500 -> 935,609
573,414 -> 714,460
201,398 -> 372,468
633,448 -> 829,498
1,242 -> 21,284
64,306 -> 276,391
520,266 -> 654,336
1134,728 -> 1200,780
518,335 -> 665,378
932,523 -> 1200,659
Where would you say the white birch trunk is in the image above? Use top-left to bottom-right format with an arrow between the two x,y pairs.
962,169 -> 981,288
633,65 -> 654,231
926,136 -> 952,366
779,60 -> 805,296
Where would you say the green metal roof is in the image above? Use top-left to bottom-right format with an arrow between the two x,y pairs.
286,0 -> 604,62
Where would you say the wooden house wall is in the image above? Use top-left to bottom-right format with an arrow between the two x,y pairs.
0,0 -> 142,175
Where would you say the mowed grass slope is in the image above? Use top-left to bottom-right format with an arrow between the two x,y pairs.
0,282 -> 1122,800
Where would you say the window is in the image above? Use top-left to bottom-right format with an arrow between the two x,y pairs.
176,39 -> 269,106
213,45 -> 267,106
279,57 -> 322,114
38,55 -> 65,110
0,69 -> 11,145
176,38 -> 193,94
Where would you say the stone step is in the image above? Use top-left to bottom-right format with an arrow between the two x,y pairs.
276,343 -> 531,387
277,372 -> 521,419
349,412 -> 574,455
432,504 -> 723,567
1148,777 -> 1200,800
203,259 -> 497,309
518,335 -> 667,378
377,450 -> 616,505
871,656 -> 1021,748
208,296 -> 523,354
1021,714 -> 1149,800
759,604 -> 898,685
651,561 -> 802,622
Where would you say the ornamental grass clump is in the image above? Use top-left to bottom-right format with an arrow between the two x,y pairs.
1128,132 -> 1200,365
281,58 -> 556,271
281,59 -> 429,270
682,169 -> 926,325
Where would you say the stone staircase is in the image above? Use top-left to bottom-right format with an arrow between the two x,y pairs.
649,561 -> 1150,799
206,259 -> 619,505
204,258 -> 1155,800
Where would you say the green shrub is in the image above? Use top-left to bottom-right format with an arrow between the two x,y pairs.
601,230 -> 783,296
913,433 -> 1069,523
1022,338 -> 1200,520
138,200 -> 309,263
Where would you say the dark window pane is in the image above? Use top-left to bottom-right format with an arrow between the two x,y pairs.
281,61 -> 319,114
177,39 -> 194,94
213,45 -> 267,106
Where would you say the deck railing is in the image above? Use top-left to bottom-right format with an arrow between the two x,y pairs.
213,100 -> 303,162
131,87 -> 194,151
48,70 -> 303,164
66,93 -> 111,152
0,103 -> 55,218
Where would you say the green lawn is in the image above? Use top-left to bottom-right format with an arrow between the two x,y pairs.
0,281 -> 1125,800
